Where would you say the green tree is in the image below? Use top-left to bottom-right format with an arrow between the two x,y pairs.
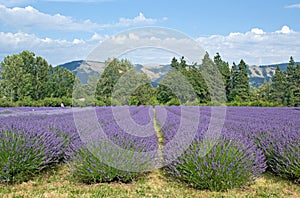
214,53 -> 231,101
50,66 -> 75,98
0,51 -> 58,102
0,54 -> 29,102
294,64 -> 300,106
252,80 -> 272,102
186,66 -> 209,103
95,58 -> 132,105
157,68 -> 197,104
229,60 -> 250,102
271,66 -> 287,105
199,52 -> 226,104
283,56 -> 300,106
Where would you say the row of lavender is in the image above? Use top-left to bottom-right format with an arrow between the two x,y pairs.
0,106 -> 158,183
1,106 -> 299,190
156,106 -> 300,191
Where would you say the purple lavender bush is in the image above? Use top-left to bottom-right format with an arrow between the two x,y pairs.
0,127 -> 67,183
69,106 -> 158,184
69,142 -> 155,184
160,106 -> 267,191
256,130 -> 300,183
164,134 -> 266,191
0,111 -> 80,184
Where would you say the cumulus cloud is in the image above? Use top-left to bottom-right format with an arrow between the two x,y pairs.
275,25 -> 293,34
87,27 -> 205,64
0,5 -> 163,32
251,28 -> 265,35
285,3 -> 300,8
116,13 -> 157,27
0,31 -> 96,65
197,25 -> 300,65
1,25 -> 299,67
0,5 -> 100,31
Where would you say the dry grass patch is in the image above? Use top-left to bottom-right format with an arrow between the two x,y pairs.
0,165 -> 300,198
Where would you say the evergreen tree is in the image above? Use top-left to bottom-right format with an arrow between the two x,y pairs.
214,53 -> 231,101
254,80 -> 272,102
294,64 -> 300,106
285,56 -> 300,106
229,60 -> 250,102
199,52 -> 226,104
271,66 -> 287,105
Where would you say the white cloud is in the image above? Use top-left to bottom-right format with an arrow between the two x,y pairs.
2,25 -> 298,67
87,28 -> 205,64
275,25 -> 293,34
0,5 -> 100,31
197,25 -> 300,65
0,31 -> 97,65
251,28 -> 265,35
103,13 -> 158,28
0,5 -> 164,31
285,3 -> 300,8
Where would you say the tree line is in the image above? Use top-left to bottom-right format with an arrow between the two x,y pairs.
1,50 -> 299,107
0,51 -> 75,106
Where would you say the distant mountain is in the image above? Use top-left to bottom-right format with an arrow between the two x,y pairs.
59,60 -> 300,87
59,60 -> 105,84
248,62 -> 300,87
58,60 -> 171,86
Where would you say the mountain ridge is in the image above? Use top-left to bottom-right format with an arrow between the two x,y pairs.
59,60 -> 300,87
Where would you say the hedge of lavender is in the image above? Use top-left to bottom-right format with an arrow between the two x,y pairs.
0,112 -> 79,183
69,106 -> 159,183
157,106 -> 267,191
224,107 -> 300,184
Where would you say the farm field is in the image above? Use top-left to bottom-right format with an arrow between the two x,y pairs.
0,106 -> 300,197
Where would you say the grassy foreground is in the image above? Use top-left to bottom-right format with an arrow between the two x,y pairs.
0,166 -> 299,198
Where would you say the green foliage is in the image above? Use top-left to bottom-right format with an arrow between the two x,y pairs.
229,60 -> 250,102
157,68 -> 197,104
50,67 -> 76,98
0,51 -> 75,105
1,51 -> 299,107
95,58 -> 156,106
199,52 -> 226,104
0,98 -> 16,107
95,58 -> 133,105
214,53 -> 231,101
42,98 -> 62,107
271,67 -> 287,104
166,98 -> 180,106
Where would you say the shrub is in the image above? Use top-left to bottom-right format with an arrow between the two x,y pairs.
164,135 -> 266,191
256,130 -> 300,183
42,97 -> 62,107
0,128 -> 66,183
0,98 -> 15,107
69,142 -> 152,184
166,98 -> 180,106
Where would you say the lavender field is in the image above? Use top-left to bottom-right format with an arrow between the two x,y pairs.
0,106 -> 300,191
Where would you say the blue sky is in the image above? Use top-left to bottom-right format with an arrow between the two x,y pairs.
0,0 -> 300,65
